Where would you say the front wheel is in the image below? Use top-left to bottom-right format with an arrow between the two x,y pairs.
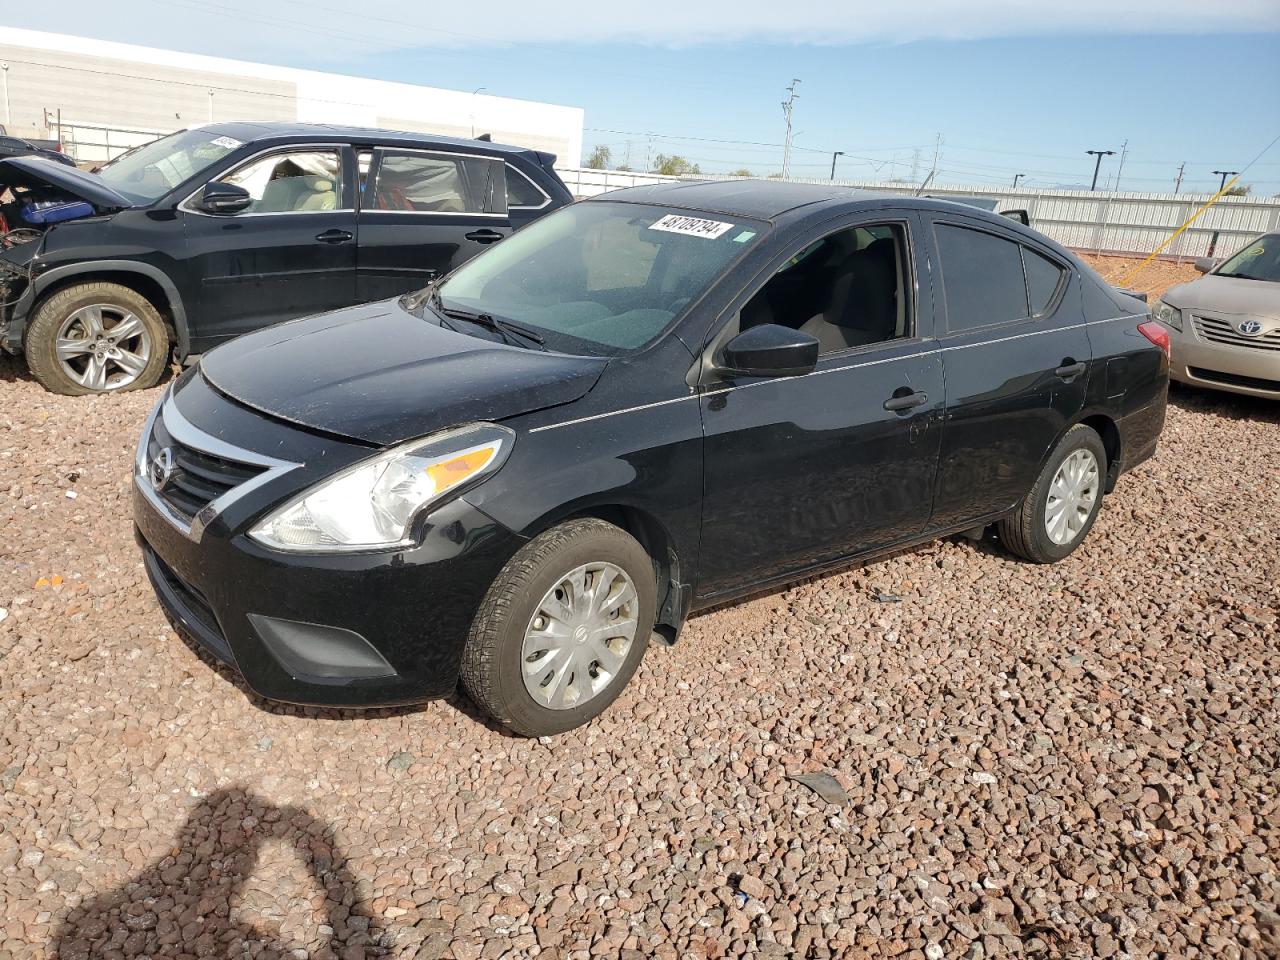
998,424 -> 1107,563
460,518 -> 656,736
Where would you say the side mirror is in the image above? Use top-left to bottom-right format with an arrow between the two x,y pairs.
1193,256 -> 1216,274
717,324 -> 819,379
197,182 -> 252,215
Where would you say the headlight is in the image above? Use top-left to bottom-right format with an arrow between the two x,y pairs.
248,423 -> 513,552
1152,298 -> 1182,331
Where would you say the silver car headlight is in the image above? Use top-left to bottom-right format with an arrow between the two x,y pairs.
1152,298 -> 1182,331
248,423 -> 514,552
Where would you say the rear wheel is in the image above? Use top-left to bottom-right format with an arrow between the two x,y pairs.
998,424 -> 1107,563
25,282 -> 170,395
460,518 -> 656,736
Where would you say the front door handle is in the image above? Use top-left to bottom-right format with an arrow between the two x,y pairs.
1054,359 -> 1087,380
465,229 -> 506,244
883,389 -> 929,413
315,229 -> 353,244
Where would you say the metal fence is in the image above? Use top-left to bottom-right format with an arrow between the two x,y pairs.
555,167 -> 1280,261
58,120 -> 169,164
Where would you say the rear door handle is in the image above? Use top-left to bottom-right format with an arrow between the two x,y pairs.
883,389 -> 929,413
1054,360 -> 1087,380
315,229 -> 353,244
465,229 -> 506,244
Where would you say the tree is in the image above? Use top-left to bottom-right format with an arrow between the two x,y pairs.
652,154 -> 701,177
728,168 -> 754,178
1224,184 -> 1251,197
585,145 -> 612,170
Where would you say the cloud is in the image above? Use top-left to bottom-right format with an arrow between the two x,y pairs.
29,0 -> 1280,60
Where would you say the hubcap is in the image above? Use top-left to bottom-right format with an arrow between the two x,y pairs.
521,562 -> 639,711
55,304 -> 151,392
1044,448 -> 1100,546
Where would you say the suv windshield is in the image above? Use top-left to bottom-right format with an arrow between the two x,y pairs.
1216,234 -> 1280,283
98,129 -> 244,204
435,201 -> 766,355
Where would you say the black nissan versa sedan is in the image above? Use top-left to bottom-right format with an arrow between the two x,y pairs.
133,181 -> 1169,736
0,122 -> 571,395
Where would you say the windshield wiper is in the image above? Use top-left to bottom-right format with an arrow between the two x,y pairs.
428,290 -> 546,350
1216,272 -> 1262,280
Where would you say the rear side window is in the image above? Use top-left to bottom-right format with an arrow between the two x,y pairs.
934,223 -> 1028,332
1023,247 -> 1065,315
370,152 -> 506,215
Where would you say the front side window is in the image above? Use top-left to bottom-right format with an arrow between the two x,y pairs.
935,223 -> 1028,332
435,201 -> 766,355
1216,234 -> 1280,283
370,152 -> 506,214
216,150 -> 342,214
739,222 -> 911,355
99,128 -> 245,204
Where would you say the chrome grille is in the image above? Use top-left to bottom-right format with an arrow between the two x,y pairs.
1191,314 -> 1280,351
146,414 -> 266,523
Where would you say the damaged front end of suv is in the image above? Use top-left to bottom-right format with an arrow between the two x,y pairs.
0,231 -> 40,351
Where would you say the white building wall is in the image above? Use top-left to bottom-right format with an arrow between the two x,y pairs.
0,28 -> 583,164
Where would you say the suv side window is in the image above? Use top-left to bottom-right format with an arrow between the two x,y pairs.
506,166 -> 550,209
370,151 -> 507,215
216,149 -> 343,214
738,222 -> 911,355
934,223 -> 1028,331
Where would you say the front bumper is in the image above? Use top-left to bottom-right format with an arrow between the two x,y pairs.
133,379 -> 525,708
1163,317 -> 1280,399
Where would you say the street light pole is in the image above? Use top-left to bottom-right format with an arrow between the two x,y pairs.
830,151 -> 845,180
1012,173 -> 1025,188
1212,170 -> 1239,192
1087,149 -> 1116,191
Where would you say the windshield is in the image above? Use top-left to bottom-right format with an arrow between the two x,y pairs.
98,129 -> 244,203
1215,234 -> 1280,283
435,201 -> 767,355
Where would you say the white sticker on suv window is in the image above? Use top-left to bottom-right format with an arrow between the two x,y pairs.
649,214 -> 734,239
210,136 -> 244,150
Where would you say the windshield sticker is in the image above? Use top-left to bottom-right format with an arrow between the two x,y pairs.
649,214 -> 735,240
732,230 -> 757,243
210,136 -> 244,150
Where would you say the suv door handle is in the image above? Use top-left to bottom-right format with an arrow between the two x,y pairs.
1054,359 -> 1087,380
883,389 -> 929,413
465,229 -> 505,244
315,229 -> 353,244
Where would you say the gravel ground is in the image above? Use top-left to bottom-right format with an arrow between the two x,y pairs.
1077,256 -> 1199,301
1,297 -> 1278,959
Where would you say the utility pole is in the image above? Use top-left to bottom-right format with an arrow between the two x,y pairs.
1087,149 -> 1116,191
928,133 -> 942,184
1114,139 -> 1128,191
1213,169 -> 1239,192
780,79 -> 800,179
1174,162 -> 1185,193
1012,173 -> 1025,188
829,151 -> 844,181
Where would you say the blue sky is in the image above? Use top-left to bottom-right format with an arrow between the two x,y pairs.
34,2 -> 1280,194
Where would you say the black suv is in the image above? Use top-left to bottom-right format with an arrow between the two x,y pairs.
0,122 -> 572,394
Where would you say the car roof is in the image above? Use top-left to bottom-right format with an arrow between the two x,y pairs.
192,121 -> 543,159
592,179 -> 906,220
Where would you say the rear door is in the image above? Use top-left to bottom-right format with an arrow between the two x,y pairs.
355,147 -> 510,302
926,217 -> 1091,529
180,145 -> 357,350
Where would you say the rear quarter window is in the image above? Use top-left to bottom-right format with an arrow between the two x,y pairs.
1023,247 -> 1066,315
934,223 -> 1029,332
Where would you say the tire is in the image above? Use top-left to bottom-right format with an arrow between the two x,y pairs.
460,518 -> 656,736
24,282 -> 170,395
998,424 -> 1108,564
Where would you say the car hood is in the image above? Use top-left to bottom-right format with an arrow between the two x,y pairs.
199,299 -> 608,446
0,155 -> 135,211
1163,274 -> 1280,319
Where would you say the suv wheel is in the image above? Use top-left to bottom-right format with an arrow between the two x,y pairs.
25,282 -> 170,395
998,424 -> 1107,563
460,518 -> 656,736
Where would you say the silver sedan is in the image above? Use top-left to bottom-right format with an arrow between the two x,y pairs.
1153,233 -> 1280,399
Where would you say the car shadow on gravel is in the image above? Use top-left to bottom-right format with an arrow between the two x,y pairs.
1169,381 -> 1280,424
48,787 -> 390,958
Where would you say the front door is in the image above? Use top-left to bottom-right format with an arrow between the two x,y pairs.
924,218 -> 1092,529
356,148 -> 511,303
697,215 -> 944,600
181,145 -> 357,351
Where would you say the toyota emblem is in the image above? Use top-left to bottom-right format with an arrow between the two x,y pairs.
1237,319 -> 1263,336
149,447 -> 175,491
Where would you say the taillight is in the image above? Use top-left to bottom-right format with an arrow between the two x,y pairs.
1138,320 -> 1170,358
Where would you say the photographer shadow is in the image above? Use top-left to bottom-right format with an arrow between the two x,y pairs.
50,787 -> 389,959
